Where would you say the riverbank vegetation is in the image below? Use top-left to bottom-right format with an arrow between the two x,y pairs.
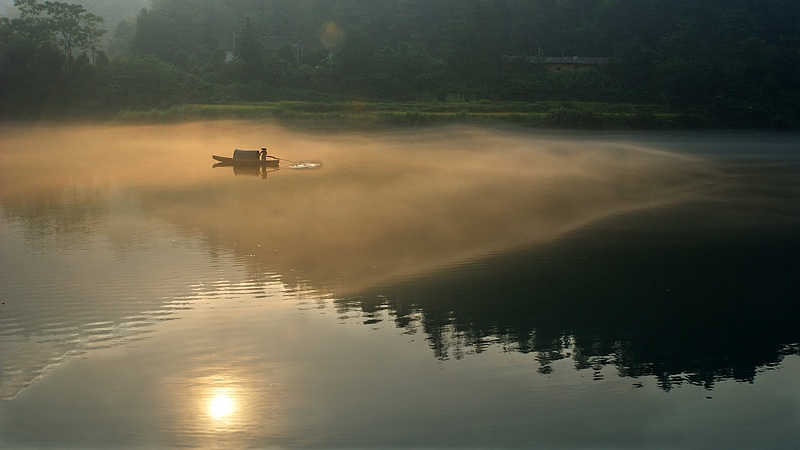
114,101 -> 681,130
2,0 -> 799,129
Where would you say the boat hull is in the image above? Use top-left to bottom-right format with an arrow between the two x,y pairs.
212,155 -> 279,167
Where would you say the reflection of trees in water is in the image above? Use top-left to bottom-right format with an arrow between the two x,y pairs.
0,184 -> 216,400
338,226 -> 800,391
0,183 -> 108,247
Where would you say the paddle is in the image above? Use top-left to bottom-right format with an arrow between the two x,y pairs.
269,155 -> 301,164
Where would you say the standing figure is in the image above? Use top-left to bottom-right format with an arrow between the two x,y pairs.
259,147 -> 267,161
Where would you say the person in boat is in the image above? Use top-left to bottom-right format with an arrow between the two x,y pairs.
259,147 -> 267,161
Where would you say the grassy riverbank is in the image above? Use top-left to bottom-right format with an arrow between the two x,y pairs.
112,101 -> 691,130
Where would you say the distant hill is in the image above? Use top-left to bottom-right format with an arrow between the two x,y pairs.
1,0 -> 147,25
79,0 -> 149,24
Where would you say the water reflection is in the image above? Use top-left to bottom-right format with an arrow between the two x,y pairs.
341,217 -> 800,389
216,164 -> 278,178
1,183 -> 108,248
209,393 -> 235,418
1,123 -> 799,446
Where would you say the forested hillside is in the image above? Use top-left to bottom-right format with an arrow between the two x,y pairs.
1,0 -> 799,128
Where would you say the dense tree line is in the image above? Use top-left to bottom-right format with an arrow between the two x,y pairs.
1,0 -> 799,127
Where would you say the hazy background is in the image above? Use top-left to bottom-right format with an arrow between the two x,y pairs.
2,0 -> 798,127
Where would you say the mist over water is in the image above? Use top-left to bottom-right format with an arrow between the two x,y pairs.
1,122 -> 799,448
0,122 -> 722,289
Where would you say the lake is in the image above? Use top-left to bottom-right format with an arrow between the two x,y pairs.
1,122 -> 799,449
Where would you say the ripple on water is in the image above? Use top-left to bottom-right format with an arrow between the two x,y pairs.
0,220 -> 290,400
287,161 -> 322,170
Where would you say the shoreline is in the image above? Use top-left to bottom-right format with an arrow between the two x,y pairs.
2,100 -> 796,131
113,101 -> 800,131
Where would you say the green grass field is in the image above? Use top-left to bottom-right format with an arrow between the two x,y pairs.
113,101 -> 684,130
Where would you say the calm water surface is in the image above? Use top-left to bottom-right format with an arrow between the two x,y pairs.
0,123 -> 799,448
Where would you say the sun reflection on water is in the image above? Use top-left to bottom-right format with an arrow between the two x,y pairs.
208,393 -> 235,419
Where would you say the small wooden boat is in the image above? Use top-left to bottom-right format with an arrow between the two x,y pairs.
212,149 -> 280,167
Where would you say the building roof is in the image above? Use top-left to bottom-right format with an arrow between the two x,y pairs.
503,55 -> 609,65
542,56 -> 608,65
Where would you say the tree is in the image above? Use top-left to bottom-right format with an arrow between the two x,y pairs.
94,48 -> 108,67
276,42 -> 297,66
334,25 -> 373,76
171,48 -> 190,71
99,55 -> 182,110
653,17 -> 713,109
131,7 -> 174,60
106,19 -> 135,58
12,0 -> 57,49
130,0 -> 226,63
0,13 -> 63,116
12,0 -> 106,69
79,11 -> 104,66
300,48 -> 327,67
44,1 -> 86,67
234,16 -> 265,81
1,0 -> 107,116
440,0 -> 502,81
605,39 -> 657,102
372,44 -> 446,99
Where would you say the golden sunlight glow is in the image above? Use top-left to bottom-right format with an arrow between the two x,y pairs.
320,22 -> 344,50
0,123 -> 717,296
208,394 -> 235,418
